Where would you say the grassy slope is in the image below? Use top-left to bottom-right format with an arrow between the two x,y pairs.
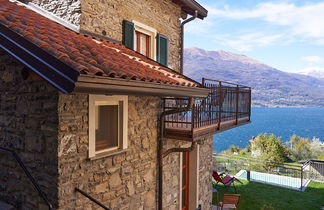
213,180 -> 324,210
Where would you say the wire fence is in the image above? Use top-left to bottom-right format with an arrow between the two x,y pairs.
213,154 -> 314,191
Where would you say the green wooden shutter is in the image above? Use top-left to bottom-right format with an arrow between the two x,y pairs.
157,34 -> 168,66
122,20 -> 134,50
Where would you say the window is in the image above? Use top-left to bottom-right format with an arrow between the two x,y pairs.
122,20 -> 168,66
133,21 -> 156,59
89,95 -> 128,158
136,31 -> 151,57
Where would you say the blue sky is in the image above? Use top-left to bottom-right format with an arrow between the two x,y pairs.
185,0 -> 324,73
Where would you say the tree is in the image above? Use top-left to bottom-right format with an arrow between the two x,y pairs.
286,135 -> 321,161
286,134 -> 300,150
294,138 -> 312,160
309,137 -> 324,159
251,133 -> 286,164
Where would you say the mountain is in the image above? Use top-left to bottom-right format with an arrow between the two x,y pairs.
184,48 -> 324,107
296,67 -> 324,79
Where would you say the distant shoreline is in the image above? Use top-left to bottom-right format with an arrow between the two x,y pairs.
213,107 -> 324,152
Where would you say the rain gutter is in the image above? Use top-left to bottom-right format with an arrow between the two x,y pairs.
180,10 -> 198,74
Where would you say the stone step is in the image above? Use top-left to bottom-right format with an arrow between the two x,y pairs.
0,201 -> 16,210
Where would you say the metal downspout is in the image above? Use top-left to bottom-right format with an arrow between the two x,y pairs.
158,98 -> 195,210
180,10 -> 198,74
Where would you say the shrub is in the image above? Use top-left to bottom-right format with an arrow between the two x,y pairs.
224,145 -> 241,155
239,149 -> 247,156
287,135 -> 323,161
317,154 -> 324,160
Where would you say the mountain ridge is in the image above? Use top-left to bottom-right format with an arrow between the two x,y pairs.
184,48 -> 324,107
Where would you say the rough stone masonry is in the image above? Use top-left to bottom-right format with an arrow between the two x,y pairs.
0,0 -> 214,208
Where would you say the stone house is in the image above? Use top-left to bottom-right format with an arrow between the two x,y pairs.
0,0 -> 251,209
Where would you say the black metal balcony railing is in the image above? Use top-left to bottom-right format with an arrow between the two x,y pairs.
163,78 -> 251,140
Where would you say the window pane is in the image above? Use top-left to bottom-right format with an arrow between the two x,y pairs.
136,31 -> 150,57
95,105 -> 118,151
139,34 -> 147,55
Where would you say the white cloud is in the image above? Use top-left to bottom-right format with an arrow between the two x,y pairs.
185,19 -> 214,35
211,32 -> 284,52
224,39 -> 253,51
296,66 -> 324,78
185,2 -> 324,52
245,33 -> 283,47
207,2 -> 324,39
302,56 -> 323,63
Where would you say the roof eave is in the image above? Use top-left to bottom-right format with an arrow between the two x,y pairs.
0,22 -> 79,93
74,75 -> 210,98
173,0 -> 208,19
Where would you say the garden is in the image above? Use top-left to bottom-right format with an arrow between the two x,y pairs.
212,179 -> 324,210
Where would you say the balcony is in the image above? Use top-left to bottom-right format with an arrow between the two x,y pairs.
163,78 -> 251,141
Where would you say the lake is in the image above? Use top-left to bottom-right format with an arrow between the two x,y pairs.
213,107 -> 324,152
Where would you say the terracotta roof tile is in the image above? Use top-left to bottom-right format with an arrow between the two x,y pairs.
0,0 -> 201,88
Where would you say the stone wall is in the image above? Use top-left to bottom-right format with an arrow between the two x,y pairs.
198,136 -> 213,209
22,0 -> 81,26
0,49 -> 59,209
162,137 -> 214,210
81,0 -> 182,71
57,91 -> 202,210
57,94 -> 162,209
162,139 -> 187,210
0,48 -> 213,210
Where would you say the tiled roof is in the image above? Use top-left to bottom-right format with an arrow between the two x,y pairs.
0,0 -> 201,89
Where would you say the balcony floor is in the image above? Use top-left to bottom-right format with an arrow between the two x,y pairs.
164,117 -> 250,141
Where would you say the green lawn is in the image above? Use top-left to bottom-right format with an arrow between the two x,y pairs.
212,180 -> 324,210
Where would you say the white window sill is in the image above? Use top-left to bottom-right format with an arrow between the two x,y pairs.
88,149 -> 129,161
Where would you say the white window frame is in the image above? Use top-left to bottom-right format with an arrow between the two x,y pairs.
133,20 -> 157,60
88,95 -> 128,158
